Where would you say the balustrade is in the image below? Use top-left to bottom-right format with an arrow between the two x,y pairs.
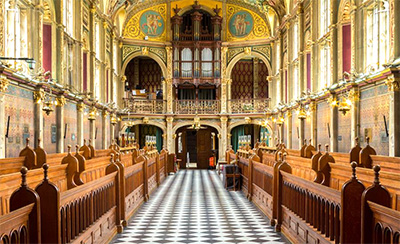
229,98 -> 271,114
174,99 -> 220,114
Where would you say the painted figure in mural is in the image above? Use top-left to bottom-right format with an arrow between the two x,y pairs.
142,14 -> 161,35
233,14 -> 249,36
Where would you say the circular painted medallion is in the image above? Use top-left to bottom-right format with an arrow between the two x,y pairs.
228,10 -> 254,37
139,10 -> 164,37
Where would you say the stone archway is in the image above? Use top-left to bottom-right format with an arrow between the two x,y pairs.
122,51 -> 168,79
226,51 -> 272,79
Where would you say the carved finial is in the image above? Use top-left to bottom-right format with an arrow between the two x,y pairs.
304,139 -> 307,145
325,144 -> 329,153
278,152 -> 282,161
309,139 -> 312,145
20,167 -> 28,187
351,162 -> 357,179
75,145 -> 79,153
38,138 -> 41,147
25,138 -> 30,147
43,164 -> 49,181
366,137 -> 370,145
318,144 -> 322,152
67,145 -> 71,154
373,165 -> 381,185
83,139 -> 87,145
110,153 -> 115,164
355,137 -> 359,145
283,152 -> 287,161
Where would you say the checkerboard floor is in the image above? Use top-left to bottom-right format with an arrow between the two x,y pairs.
111,170 -> 290,244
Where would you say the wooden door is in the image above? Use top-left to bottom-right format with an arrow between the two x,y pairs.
197,129 -> 212,169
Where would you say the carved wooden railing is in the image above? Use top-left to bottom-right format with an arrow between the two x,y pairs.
229,98 -> 271,114
174,99 -> 220,114
123,98 -> 166,114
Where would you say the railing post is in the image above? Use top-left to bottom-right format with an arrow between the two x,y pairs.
272,152 -> 283,226
105,154 -> 123,233
275,153 -> 292,232
361,165 -> 391,243
10,167 -> 41,244
113,153 -> 127,227
340,162 -> 366,243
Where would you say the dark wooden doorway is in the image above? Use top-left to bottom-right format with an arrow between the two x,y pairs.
175,126 -> 218,169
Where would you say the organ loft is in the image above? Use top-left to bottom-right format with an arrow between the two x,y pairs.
0,0 -> 400,243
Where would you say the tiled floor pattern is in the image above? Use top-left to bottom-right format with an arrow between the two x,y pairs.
112,170 -> 289,244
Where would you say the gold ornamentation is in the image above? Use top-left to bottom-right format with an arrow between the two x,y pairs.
386,76 -> 400,92
143,117 -> 149,124
142,47 -> 149,55
123,4 -> 167,42
166,117 -> 174,123
56,96 -> 66,107
103,110 -> 109,118
122,45 -> 141,61
244,47 -> 252,55
0,77 -> 9,93
252,45 -> 271,60
220,117 -> 228,122
77,103 -> 85,112
34,90 -> 45,104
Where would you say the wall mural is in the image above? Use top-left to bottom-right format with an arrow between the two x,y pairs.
226,4 -> 270,41
124,4 -> 167,41
229,10 -> 253,37
139,10 -> 165,37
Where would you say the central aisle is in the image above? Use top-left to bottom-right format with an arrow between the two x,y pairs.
112,170 -> 289,244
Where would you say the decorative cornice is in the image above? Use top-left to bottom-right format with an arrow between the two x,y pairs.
386,75 -> 400,92
0,77 -> 9,93
56,96 -> 66,107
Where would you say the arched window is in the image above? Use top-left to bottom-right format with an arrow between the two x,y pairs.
181,48 -> 192,77
320,0 -> 330,37
201,48 -> 213,77
366,0 -> 389,71
320,44 -> 331,89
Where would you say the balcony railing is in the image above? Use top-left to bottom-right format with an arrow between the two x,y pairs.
229,98 -> 271,114
123,98 -> 270,114
123,99 -> 166,114
175,99 -> 220,114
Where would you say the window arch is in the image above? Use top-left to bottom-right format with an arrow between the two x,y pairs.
366,0 -> 389,71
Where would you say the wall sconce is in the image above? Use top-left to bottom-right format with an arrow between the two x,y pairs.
327,97 -> 338,107
338,97 -> 352,115
297,104 -> 307,120
42,99 -> 54,115
88,107 -> 97,121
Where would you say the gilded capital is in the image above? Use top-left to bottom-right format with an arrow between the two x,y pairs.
0,78 -> 9,93
77,102 -> 85,112
56,96 -> 66,107
220,117 -> 228,123
166,117 -> 174,123
142,47 -> 149,55
103,110 -> 109,118
221,47 -> 228,54
244,47 -> 251,55
34,90 -> 45,103
386,76 -> 400,92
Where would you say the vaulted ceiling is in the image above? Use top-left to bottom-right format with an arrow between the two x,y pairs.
104,0 -> 286,19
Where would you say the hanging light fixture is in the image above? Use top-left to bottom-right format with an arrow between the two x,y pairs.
88,106 -> 97,120
42,89 -> 54,115
338,97 -> 352,115
111,114 -> 117,125
297,104 -> 307,120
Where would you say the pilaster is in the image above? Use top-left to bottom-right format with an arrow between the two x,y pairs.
309,100 -> 317,146
77,102 -> 85,146
33,87 -> 45,148
349,86 -> 360,147
286,110 -> 292,148
220,78 -> 227,114
299,118 -> 305,150
253,58 -> 259,98
166,117 -> 174,152
0,77 -> 9,157
386,75 -> 400,156
56,94 -> 66,153
220,116 -> 228,160
330,93 -> 338,152
393,0 -> 400,61
102,110 -> 108,149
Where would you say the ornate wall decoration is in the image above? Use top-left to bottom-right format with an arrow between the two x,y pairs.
226,4 -> 270,41
0,0 -> 4,56
122,45 -> 166,65
228,10 -> 254,38
124,4 -> 167,42
227,45 -> 271,65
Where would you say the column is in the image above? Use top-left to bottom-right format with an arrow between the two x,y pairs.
56,24 -> 65,85
33,87 -> 44,148
330,93 -> 338,152
220,78 -> 227,114
350,86 -> 360,147
166,46 -> 173,113
298,4 -> 305,94
330,0 -> 338,85
0,0 -> 4,57
89,6 -> 96,99
299,117 -> 305,150
77,101 -> 84,146
286,110 -> 292,148
89,116 -> 96,149
102,110 -> 108,149
227,78 -> 232,113
220,116 -> 228,160
166,117 -> 174,152
393,0 -> 400,61
311,0 -> 319,92
353,5 -> 365,73
33,3 -> 44,72
0,77 -> 9,157
253,58 -> 259,98
387,75 -> 400,156
310,100 -> 317,146
192,11 -> 202,81
56,94 -> 66,152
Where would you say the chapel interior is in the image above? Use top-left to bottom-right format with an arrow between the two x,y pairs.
1,0 -> 400,243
